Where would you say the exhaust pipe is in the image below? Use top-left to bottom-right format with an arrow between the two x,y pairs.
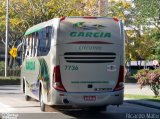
62,98 -> 69,104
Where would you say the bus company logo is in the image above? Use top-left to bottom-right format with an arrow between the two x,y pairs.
73,22 -> 106,30
70,22 -> 111,38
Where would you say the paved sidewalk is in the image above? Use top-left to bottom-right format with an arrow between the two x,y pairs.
124,83 -> 154,96
124,83 -> 160,110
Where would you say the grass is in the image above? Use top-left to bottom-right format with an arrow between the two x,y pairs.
0,76 -> 20,80
0,76 -> 20,85
125,94 -> 160,103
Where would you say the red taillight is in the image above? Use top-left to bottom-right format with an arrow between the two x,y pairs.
114,66 -> 124,91
53,66 -> 66,92
60,16 -> 66,21
113,17 -> 119,22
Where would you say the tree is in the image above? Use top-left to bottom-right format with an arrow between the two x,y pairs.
0,0 -> 88,68
127,34 -> 155,61
148,29 -> 160,61
3,0 -> 87,33
107,0 -> 160,65
107,1 -> 135,63
107,0 -> 132,25
131,0 -> 160,62
0,1 -> 6,32
134,0 -> 160,31
135,69 -> 160,97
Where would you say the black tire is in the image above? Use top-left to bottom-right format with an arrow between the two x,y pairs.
23,80 -> 25,94
24,80 -> 30,101
25,95 -> 30,101
40,88 -> 45,111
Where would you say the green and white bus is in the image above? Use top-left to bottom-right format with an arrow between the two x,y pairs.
21,17 -> 125,111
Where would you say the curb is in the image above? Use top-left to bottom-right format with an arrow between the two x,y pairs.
124,100 -> 160,110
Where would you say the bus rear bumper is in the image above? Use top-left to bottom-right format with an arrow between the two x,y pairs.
54,90 -> 124,106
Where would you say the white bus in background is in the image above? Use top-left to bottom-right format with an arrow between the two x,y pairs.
21,17 -> 125,111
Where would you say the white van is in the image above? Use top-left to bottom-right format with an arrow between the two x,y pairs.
21,17 -> 125,111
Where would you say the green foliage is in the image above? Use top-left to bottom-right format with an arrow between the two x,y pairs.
0,0 -> 159,67
0,1 -> 5,32
0,0 -> 88,34
0,61 -> 5,70
0,0 -> 89,68
125,94 -> 160,102
0,76 -> 20,85
126,33 -> 156,61
107,0 -> 132,25
108,0 -> 160,63
134,0 -> 160,30
148,30 -> 160,61
135,69 -> 150,88
135,69 -> 160,97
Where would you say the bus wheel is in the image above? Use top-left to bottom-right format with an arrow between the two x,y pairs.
24,80 -> 30,101
23,80 -> 25,93
25,95 -> 30,101
40,88 -> 45,111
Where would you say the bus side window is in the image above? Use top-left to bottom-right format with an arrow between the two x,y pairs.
37,29 -> 45,56
25,36 -> 29,58
34,32 -> 39,57
29,35 -> 33,57
42,28 -> 47,55
37,26 -> 52,56
46,26 -> 52,53
23,37 -> 27,59
31,32 -> 36,57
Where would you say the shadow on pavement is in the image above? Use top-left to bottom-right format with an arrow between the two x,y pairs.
125,99 -> 160,110
56,108 -> 125,119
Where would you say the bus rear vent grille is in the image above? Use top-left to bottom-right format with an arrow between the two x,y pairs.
64,52 -> 116,63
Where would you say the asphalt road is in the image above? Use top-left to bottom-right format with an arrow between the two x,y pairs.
0,85 -> 159,119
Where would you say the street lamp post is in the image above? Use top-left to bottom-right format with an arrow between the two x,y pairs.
5,0 -> 9,77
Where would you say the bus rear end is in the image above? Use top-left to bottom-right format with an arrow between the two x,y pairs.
53,17 -> 125,109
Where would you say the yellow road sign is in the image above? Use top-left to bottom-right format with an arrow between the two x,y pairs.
9,47 -> 17,58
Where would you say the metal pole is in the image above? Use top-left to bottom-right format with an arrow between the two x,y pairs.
5,0 -> 9,77
98,0 -> 101,16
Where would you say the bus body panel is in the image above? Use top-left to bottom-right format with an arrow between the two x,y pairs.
58,44 -> 122,93
57,17 -> 124,94
21,57 -> 40,100
21,17 -> 125,108
58,17 -> 122,45
50,90 -> 123,106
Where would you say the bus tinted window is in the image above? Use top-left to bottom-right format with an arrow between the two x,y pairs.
29,34 -> 33,57
37,26 -> 52,56
34,32 -> 39,56
25,36 -> 29,58
24,26 -> 53,57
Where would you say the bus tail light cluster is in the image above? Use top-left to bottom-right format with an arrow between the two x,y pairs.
113,17 -> 119,22
53,66 -> 66,92
60,16 -> 66,21
114,66 -> 124,91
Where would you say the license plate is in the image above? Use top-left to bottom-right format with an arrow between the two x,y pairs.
84,96 -> 96,101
